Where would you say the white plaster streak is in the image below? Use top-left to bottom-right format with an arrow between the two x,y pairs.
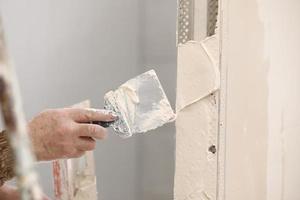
200,36 -> 220,91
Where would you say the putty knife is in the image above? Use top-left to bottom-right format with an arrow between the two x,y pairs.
96,69 -> 176,138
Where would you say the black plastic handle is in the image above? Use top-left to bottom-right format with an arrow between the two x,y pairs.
92,121 -> 115,128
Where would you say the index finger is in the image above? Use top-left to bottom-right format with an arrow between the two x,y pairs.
64,108 -> 117,123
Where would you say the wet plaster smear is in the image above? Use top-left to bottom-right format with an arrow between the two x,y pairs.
174,35 -> 220,200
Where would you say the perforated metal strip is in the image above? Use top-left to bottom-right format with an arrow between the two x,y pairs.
177,0 -> 194,45
207,0 -> 219,36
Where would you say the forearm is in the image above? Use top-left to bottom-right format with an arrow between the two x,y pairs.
0,131 -> 15,186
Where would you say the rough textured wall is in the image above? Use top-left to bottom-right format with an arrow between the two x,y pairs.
174,36 -> 220,199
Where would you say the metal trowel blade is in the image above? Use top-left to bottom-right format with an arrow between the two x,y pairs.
104,69 -> 176,138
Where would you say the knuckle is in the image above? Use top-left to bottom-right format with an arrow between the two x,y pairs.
81,111 -> 92,122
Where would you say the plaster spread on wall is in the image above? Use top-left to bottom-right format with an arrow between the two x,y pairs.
174,35 -> 220,200
176,36 -> 220,112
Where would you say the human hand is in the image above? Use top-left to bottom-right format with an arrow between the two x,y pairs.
28,108 -> 117,161
0,185 -> 51,200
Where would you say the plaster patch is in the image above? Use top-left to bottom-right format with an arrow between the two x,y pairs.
176,36 -> 220,112
174,96 -> 218,200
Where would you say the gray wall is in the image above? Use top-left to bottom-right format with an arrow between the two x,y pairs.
0,1 -> 177,199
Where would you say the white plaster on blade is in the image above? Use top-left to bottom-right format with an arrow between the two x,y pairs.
104,69 -> 176,137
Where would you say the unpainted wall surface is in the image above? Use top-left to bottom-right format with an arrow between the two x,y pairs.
262,0 -> 300,199
223,0 -> 269,199
221,0 -> 300,199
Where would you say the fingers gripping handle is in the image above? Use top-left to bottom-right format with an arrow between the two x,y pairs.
92,121 -> 115,128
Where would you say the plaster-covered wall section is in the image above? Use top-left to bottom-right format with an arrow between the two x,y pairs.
174,1 -> 220,198
174,36 -> 220,199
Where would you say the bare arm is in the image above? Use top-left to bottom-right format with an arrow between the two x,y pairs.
0,107 -> 116,186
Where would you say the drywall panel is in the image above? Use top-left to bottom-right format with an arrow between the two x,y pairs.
262,1 -> 300,200
221,0 -> 269,199
220,0 -> 300,199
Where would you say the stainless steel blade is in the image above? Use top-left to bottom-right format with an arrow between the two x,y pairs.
104,69 -> 176,138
